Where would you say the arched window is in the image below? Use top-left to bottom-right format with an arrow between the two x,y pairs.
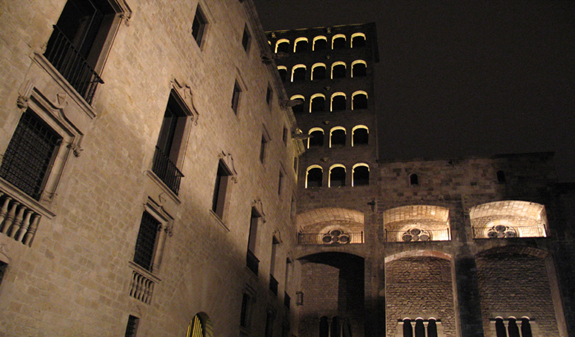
410,174 -> 419,186
330,127 -> 346,147
332,34 -> 346,49
414,319 -> 425,337
508,318 -> 520,337
351,33 -> 366,48
342,319 -> 352,337
521,318 -> 532,337
187,313 -> 212,337
306,166 -> 323,188
319,317 -> 329,337
313,36 -> 328,51
294,37 -> 309,53
331,62 -> 346,79
312,63 -> 326,81
495,318 -> 506,337
275,39 -> 290,54
331,93 -> 347,111
427,319 -> 438,337
290,95 -> 305,113
351,60 -> 367,77
403,319 -> 413,337
330,317 -> 341,337
308,128 -> 324,147
352,91 -> 368,110
310,94 -> 326,112
277,66 -> 287,82
352,126 -> 368,146
353,164 -> 369,186
292,65 -> 307,82
329,165 -> 346,187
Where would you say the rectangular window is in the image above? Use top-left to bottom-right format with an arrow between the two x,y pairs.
246,208 -> 260,275
282,127 -> 288,145
269,237 -> 279,295
231,81 -> 242,114
44,0 -> 120,103
192,5 -> 207,46
133,211 -> 160,271
212,161 -> 232,219
242,25 -> 251,51
260,135 -> 268,163
240,293 -> 252,328
278,170 -> 284,195
152,91 -> 188,195
125,315 -> 139,337
266,85 -> 273,105
0,109 -> 62,200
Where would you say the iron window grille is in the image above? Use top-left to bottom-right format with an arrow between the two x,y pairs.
124,315 -> 139,337
0,110 -> 62,200
133,211 -> 160,271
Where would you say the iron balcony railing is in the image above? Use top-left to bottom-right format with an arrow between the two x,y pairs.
269,274 -> 278,295
152,146 -> 183,195
246,249 -> 259,275
297,231 -> 364,245
44,25 -> 104,104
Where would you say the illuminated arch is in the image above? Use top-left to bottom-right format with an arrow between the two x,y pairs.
306,165 -> 323,188
330,92 -> 346,111
313,35 -> 328,51
310,93 -> 326,112
351,125 -> 369,146
290,94 -> 305,113
469,201 -> 548,239
291,64 -> 307,82
351,90 -> 368,110
351,32 -> 366,48
329,164 -> 346,187
329,126 -> 346,147
186,313 -> 214,337
275,39 -> 290,53
351,60 -> 367,77
331,34 -> 346,49
277,65 -> 287,82
383,205 -> 451,242
308,127 -> 324,148
294,37 -> 309,53
331,61 -> 346,79
352,163 -> 369,186
311,63 -> 327,81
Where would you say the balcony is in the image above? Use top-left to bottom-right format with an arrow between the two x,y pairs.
152,146 -> 183,195
44,25 -> 104,104
0,185 -> 44,247
129,269 -> 155,304
246,249 -> 259,275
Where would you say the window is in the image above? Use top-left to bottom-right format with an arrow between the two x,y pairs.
332,34 -> 346,49
0,109 -> 62,200
330,128 -> 346,147
352,126 -> 368,146
332,63 -> 346,79
44,0 -> 123,103
310,94 -> 326,112
351,60 -> 367,77
278,170 -> 284,195
351,33 -> 366,48
192,4 -> 207,46
320,317 -> 329,337
133,211 -> 161,272
313,36 -> 327,51
247,208 -> 261,274
306,166 -> 323,188
330,317 -> 341,337
152,91 -> 190,195
275,39 -> 290,54
400,318 -> 441,337
260,128 -> 270,163
0,261 -> 7,287
292,65 -> 307,82
269,237 -> 280,294
352,91 -> 368,110
312,63 -> 326,80
329,165 -> 346,187
242,25 -> 251,51
266,85 -> 273,106
290,95 -> 305,113
331,93 -> 346,111
294,37 -> 308,53
308,128 -> 324,147
282,127 -> 288,145
277,66 -> 287,82
410,174 -> 419,186
353,164 -> 369,186
187,314 -> 210,337
124,315 -> 139,337
212,160 -> 233,219
231,81 -> 242,114
240,292 -> 255,328
497,170 -> 506,183
265,309 -> 275,337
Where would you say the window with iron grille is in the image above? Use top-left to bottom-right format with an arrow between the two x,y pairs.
124,315 -> 139,337
0,109 -> 62,200
231,81 -> 242,114
192,5 -> 207,46
133,211 -> 160,271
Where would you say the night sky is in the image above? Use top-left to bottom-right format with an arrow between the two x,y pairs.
254,0 -> 575,182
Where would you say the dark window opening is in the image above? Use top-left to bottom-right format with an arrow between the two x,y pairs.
133,211 -> 160,271
260,135 -> 268,163
331,130 -> 346,146
309,131 -> 324,147
242,26 -> 251,51
332,65 -> 346,79
497,170 -> 506,183
0,261 -> 7,287
125,315 -> 139,337
353,94 -> 368,110
521,318 -> 532,337
332,96 -> 346,111
293,67 -> 306,81
192,5 -> 207,46
292,98 -> 304,113
231,81 -> 242,113
352,35 -> 366,48
311,97 -> 325,112
314,39 -> 327,51
278,171 -> 284,195
353,128 -> 368,145
428,319 -> 438,337
508,318 -> 520,337
354,166 -> 369,186
495,318 -> 506,337
266,86 -> 273,105
0,109 -> 62,200
247,208 -> 260,274
278,68 -> 287,82
313,66 -> 326,80
319,317 -> 329,337
352,63 -> 366,77
276,42 -> 290,54
410,174 -> 419,186
330,317 -> 340,337
333,37 -> 346,49
212,161 -> 231,218
307,168 -> 322,188
240,293 -> 251,328
265,310 -> 275,337
330,167 -> 346,187
414,319 -> 425,337
403,319 -> 413,337
295,40 -> 308,53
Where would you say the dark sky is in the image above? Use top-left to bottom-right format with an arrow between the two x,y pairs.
254,0 -> 575,182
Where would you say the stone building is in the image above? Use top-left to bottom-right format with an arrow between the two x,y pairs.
1,1 -> 574,336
